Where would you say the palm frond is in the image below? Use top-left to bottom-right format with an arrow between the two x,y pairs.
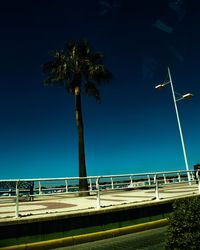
77,39 -> 91,58
85,81 -> 101,102
88,64 -> 113,83
90,52 -> 104,63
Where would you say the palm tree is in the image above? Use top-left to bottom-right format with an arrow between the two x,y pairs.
42,39 -> 112,195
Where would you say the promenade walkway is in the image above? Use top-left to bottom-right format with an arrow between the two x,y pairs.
0,182 -> 198,221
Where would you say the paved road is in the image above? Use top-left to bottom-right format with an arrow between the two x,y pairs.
55,226 -> 168,250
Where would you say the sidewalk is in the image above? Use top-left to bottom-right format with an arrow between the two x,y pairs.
0,182 -> 198,221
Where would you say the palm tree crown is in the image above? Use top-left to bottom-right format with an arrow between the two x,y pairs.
43,39 -> 112,101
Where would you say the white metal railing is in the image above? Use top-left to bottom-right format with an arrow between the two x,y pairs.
0,169 -> 199,218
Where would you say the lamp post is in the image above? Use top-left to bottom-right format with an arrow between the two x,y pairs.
155,67 -> 193,184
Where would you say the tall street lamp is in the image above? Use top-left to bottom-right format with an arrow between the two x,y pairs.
155,67 -> 193,184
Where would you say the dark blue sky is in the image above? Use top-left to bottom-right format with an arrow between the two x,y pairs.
0,0 -> 200,178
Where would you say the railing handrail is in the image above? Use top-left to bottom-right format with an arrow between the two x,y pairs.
0,169 -> 196,183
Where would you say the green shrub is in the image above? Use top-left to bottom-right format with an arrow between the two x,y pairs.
166,196 -> 200,249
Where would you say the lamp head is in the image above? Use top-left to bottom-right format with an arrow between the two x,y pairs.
155,84 -> 165,90
182,93 -> 194,100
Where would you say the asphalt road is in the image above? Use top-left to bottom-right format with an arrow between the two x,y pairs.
55,226 -> 168,250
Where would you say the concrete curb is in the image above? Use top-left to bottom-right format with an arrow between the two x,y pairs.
0,218 -> 168,250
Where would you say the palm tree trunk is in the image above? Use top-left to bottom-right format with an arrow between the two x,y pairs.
75,86 -> 89,196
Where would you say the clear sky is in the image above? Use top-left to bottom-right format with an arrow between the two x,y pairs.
0,0 -> 200,179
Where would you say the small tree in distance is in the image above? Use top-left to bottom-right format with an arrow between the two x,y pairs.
166,196 -> 200,249
42,39 -> 112,195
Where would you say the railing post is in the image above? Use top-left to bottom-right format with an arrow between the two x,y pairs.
38,181 -> 42,195
89,179 -> 92,191
65,180 -> 68,193
111,178 -> 114,189
198,178 -> 200,194
177,171 -> 181,183
95,178 -> 98,190
15,181 -> 19,218
163,174 -> 167,184
147,175 -> 151,186
96,177 -> 101,209
196,171 -> 200,193
130,176 -> 133,187
155,180 -> 159,200
153,174 -> 156,184
191,171 -> 194,181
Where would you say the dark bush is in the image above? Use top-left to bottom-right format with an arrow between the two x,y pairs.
166,196 -> 200,249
